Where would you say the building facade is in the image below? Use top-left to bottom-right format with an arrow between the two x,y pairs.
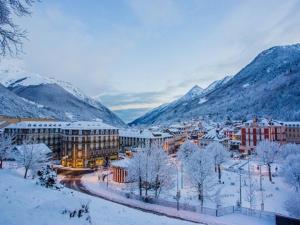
239,119 -> 286,153
60,122 -> 119,168
4,121 -> 65,159
4,121 -> 119,168
119,129 -> 173,152
284,122 -> 300,144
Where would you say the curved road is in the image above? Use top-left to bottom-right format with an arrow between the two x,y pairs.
59,169 -> 203,224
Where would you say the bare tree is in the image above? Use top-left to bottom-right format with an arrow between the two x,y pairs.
187,149 -> 215,210
255,140 -> 280,182
0,133 -> 14,168
12,137 -> 51,179
0,0 -> 35,57
206,142 -> 230,183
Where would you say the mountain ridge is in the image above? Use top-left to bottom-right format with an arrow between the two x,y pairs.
0,70 -> 126,127
130,43 -> 300,126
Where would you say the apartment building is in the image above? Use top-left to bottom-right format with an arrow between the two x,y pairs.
119,129 -> 173,152
239,118 -> 286,154
284,122 -> 300,144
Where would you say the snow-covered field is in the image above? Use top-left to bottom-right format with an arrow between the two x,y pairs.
0,167 -> 275,225
82,159 -> 293,217
0,168 -> 197,225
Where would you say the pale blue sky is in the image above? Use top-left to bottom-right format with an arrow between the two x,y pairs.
3,0 -> 300,111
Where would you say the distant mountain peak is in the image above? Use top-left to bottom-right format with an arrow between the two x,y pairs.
0,69 -> 126,127
130,44 -> 300,126
180,85 -> 204,101
189,85 -> 204,93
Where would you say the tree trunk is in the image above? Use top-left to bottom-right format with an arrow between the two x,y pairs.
267,163 -> 272,182
155,176 -> 159,198
139,176 -> 142,196
24,168 -> 29,179
0,159 -> 2,169
218,164 -> 221,183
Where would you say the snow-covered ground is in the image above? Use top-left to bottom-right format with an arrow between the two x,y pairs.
82,159 -> 293,218
81,172 -> 274,225
1,168 -> 199,225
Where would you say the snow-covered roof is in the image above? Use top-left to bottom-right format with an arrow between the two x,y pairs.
243,118 -> 283,127
167,128 -> 181,133
5,121 -> 117,130
282,122 -> 300,127
201,129 -> 227,141
170,124 -> 185,129
111,158 -> 131,169
15,143 -> 52,154
119,129 -> 172,139
6,121 -> 68,129
63,121 -> 117,130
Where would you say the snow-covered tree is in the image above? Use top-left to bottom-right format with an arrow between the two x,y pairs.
12,137 -> 51,179
176,140 -> 199,164
186,149 -> 215,210
285,194 -> 300,218
0,134 -> 14,169
127,146 -> 174,199
280,143 -> 300,160
282,154 -> 300,192
37,165 -> 61,189
245,170 -> 257,210
0,0 -> 35,56
206,142 -> 230,183
127,150 -> 144,197
150,146 -> 174,198
255,140 -> 280,182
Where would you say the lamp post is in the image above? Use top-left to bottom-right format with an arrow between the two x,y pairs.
176,163 -> 181,210
181,162 -> 184,189
239,167 -> 242,208
259,165 -> 264,211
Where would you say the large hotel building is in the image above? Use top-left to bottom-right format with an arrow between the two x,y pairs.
4,121 -> 119,168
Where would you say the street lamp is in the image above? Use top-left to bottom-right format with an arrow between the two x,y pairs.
259,165 -> 264,211
176,164 -> 181,211
239,167 -> 242,208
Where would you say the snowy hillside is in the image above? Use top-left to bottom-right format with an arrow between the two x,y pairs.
131,44 -> 300,126
0,169 -> 198,225
0,70 -> 125,127
0,84 -> 58,119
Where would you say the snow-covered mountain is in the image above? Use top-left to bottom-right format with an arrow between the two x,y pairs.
0,70 -> 126,127
0,83 -> 58,119
130,44 -> 300,126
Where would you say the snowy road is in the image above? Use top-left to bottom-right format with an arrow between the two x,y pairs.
59,169 -> 206,225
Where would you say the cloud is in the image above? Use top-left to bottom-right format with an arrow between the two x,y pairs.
2,0 -> 300,114
97,90 -> 174,110
127,0 -> 183,28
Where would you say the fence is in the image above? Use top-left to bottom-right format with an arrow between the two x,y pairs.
104,186 -> 276,219
234,206 -> 275,220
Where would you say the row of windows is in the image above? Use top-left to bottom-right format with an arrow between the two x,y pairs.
63,129 -> 118,135
64,142 -> 118,150
287,134 -> 300,138
63,136 -> 118,142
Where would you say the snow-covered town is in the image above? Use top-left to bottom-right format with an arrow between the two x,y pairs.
1,1 -> 300,225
